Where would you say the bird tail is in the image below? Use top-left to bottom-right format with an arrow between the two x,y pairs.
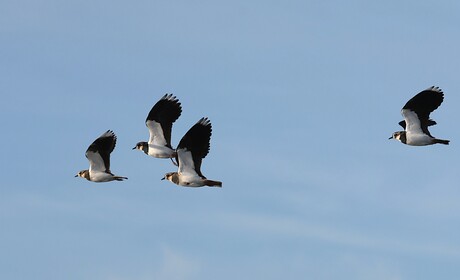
435,138 -> 450,145
204,179 -> 222,187
114,176 -> 128,181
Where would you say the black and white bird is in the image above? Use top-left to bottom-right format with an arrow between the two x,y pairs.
162,117 -> 222,187
76,130 -> 128,182
133,94 -> 182,162
390,86 -> 450,146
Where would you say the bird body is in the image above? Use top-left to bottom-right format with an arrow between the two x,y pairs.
76,130 -> 127,182
390,86 -> 449,146
133,94 -> 182,160
163,118 -> 222,188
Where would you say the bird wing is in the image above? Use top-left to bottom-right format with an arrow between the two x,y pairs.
86,130 -> 116,173
146,120 -> 168,147
177,147 -> 201,178
398,119 -> 436,129
401,109 -> 427,135
145,94 -> 182,148
400,86 -> 444,136
176,117 -> 212,178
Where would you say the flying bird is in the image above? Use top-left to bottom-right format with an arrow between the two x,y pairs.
133,94 -> 182,163
162,117 -> 222,187
76,130 -> 128,182
390,86 -> 449,146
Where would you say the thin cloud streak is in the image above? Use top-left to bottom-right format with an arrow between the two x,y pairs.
214,211 -> 460,258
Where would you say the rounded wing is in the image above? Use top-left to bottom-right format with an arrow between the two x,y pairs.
176,117 -> 212,178
145,94 -> 182,148
86,130 -> 117,173
400,86 -> 444,136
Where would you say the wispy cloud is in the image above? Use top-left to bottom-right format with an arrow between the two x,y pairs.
154,246 -> 202,280
213,211 -> 460,258
93,246 -> 201,280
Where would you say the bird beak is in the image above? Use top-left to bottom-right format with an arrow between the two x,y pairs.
132,147 -> 136,150
161,177 -> 165,180
388,136 -> 393,140
74,174 -> 78,177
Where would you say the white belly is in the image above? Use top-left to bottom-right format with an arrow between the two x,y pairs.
148,144 -> 175,158
406,132 -> 434,146
178,173 -> 205,187
89,171 -> 114,182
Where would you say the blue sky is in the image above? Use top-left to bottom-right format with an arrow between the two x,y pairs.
2,0 -> 460,279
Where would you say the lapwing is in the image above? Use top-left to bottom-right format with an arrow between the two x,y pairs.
133,94 -> 182,163
76,130 -> 128,182
390,86 -> 450,146
162,117 -> 222,187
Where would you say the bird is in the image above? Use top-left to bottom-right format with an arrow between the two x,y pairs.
133,94 -> 182,163
389,86 -> 450,146
75,130 -> 128,182
162,117 -> 222,187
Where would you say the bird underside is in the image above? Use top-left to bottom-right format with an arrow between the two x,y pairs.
406,132 -> 449,146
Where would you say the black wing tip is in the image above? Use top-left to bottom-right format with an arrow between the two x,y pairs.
161,93 -> 182,107
162,93 -> 179,100
102,130 -> 117,143
86,130 -> 117,154
197,117 -> 212,127
402,86 -> 445,111
146,94 -> 183,122
104,130 -> 116,138
426,86 -> 443,94
420,86 -> 444,100
177,117 -> 213,151
197,117 -> 213,136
